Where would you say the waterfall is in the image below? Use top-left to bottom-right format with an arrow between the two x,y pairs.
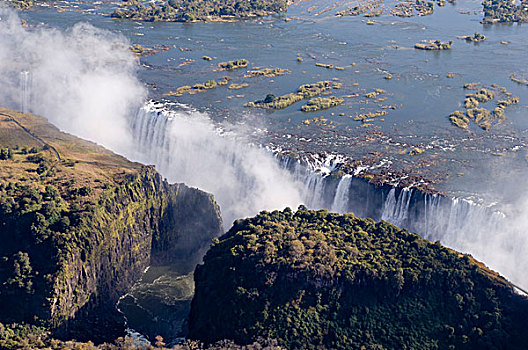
376,187 -> 526,287
330,175 -> 352,213
19,71 -> 30,113
276,154 -> 527,287
128,104 -> 515,283
381,187 -> 413,228
128,102 -> 306,228
0,9 -> 524,289
302,172 -> 327,209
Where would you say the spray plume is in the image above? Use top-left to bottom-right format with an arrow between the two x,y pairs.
0,8 -> 526,289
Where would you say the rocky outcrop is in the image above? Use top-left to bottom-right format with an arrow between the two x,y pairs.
0,107 -> 223,342
52,168 -> 223,342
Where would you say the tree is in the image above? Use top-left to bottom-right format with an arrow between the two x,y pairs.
7,251 -> 33,292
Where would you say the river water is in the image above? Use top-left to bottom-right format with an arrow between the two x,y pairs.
19,0 -> 528,205
3,0 -> 527,341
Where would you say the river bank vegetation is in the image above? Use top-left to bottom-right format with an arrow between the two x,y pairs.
111,0 -> 289,22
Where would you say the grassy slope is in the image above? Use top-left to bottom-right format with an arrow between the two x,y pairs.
0,107 -> 141,191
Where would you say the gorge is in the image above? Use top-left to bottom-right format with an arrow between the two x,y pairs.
1,2 -> 527,292
1,2 -> 528,347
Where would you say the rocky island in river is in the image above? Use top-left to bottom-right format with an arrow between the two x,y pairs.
111,0 -> 290,22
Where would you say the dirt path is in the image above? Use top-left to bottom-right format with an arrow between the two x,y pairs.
0,112 -> 62,174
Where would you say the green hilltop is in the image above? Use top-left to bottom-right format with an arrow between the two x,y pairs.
189,207 -> 528,350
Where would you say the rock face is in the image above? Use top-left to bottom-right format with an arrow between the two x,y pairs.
189,207 -> 528,350
0,107 -> 223,342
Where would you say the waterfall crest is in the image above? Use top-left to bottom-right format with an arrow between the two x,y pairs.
129,102 -> 306,227
1,9 -> 525,288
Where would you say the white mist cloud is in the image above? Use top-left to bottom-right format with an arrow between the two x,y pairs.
130,103 -> 305,227
0,7 -> 145,151
0,7 -> 305,227
0,7 -> 526,291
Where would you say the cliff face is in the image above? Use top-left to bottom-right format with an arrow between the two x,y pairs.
189,207 -> 528,350
0,107 -> 223,342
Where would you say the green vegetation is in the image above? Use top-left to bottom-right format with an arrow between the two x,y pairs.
409,147 -> 425,155
244,68 -> 290,78
464,96 -> 479,109
189,207 -> 528,349
365,88 -> 386,99
353,109 -> 388,123
301,97 -> 344,112
194,80 -> 217,90
336,0 -> 382,17
449,110 -> 470,129
3,0 -> 34,9
336,0 -> 441,17
0,322 -> 284,349
129,44 -> 170,57
217,76 -> 231,86
448,84 -> 519,130
246,93 -> 303,110
392,0 -> 435,17
0,108 -> 222,342
482,0 -> 528,23
336,4 -> 369,16
217,59 -> 249,71
245,80 -> 343,109
245,81 -> 341,110
467,88 -> 494,103
165,77 -> 233,96
336,0 -> 444,17
458,32 -> 486,42
467,107 -> 492,130
414,40 -> 452,50
0,147 -> 13,160
228,83 -> 249,90
111,0 -> 289,22
298,81 -> 336,98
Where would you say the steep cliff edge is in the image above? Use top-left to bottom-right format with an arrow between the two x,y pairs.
189,207 -> 528,349
0,107 -> 223,342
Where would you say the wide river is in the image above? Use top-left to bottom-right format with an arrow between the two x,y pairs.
19,0 -> 528,206
6,0 -> 527,340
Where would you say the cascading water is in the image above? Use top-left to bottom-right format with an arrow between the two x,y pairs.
130,102 -> 526,287
330,175 -> 352,213
381,187 -> 413,228
1,8 -> 525,289
129,102 -> 307,227
8,55 -> 528,289
19,71 -> 30,113
279,154 -> 526,287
